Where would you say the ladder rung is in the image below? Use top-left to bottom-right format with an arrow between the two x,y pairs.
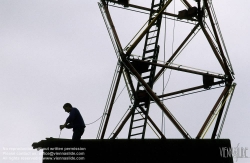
130,132 -> 143,137
147,42 -> 156,46
132,125 -> 144,129
144,56 -> 154,59
149,29 -> 157,33
142,76 -> 150,79
148,36 -> 157,40
133,118 -> 144,122
144,49 -> 155,53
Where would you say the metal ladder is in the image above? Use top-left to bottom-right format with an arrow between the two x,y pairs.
128,0 -> 164,139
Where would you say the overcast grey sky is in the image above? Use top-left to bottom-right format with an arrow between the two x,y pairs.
1,0 -> 249,163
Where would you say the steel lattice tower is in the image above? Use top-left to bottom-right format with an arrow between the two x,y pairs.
32,1 -> 236,162
97,0 -> 236,140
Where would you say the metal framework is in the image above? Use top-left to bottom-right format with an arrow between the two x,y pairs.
97,0 -> 236,139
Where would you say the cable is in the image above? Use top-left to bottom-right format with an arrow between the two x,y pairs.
161,0 -> 168,135
58,115 -> 105,140
172,0 -> 176,55
86,114 -> 106,125
114,85 -> 126,104
89,84 -> 126,128
164,0 -> 176,121
161,0 -> 175,135
163,70 -> 172,91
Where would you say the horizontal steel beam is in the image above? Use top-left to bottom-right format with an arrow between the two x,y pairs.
108,1 -> 198,21
130,59 -> 225,79
158,81 -> 225,99
128,4 -> 178,18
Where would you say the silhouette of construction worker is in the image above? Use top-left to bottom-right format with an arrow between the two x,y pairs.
60,103 -> 86,140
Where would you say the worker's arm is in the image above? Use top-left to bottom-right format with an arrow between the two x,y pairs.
60,109 -> 76,130
60,122 -> 73,130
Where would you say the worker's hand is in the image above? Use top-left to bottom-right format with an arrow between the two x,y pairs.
60,125 -> 65,130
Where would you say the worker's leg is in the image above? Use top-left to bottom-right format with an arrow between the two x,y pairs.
72,127 -> 85,140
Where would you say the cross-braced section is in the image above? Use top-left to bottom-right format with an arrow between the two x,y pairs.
97,0 -> 235,140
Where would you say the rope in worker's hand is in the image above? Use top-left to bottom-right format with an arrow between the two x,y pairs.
58,114 -> 106,138
59,130 -> 62,138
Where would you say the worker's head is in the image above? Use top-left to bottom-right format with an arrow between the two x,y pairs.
63,103 -> 72,113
